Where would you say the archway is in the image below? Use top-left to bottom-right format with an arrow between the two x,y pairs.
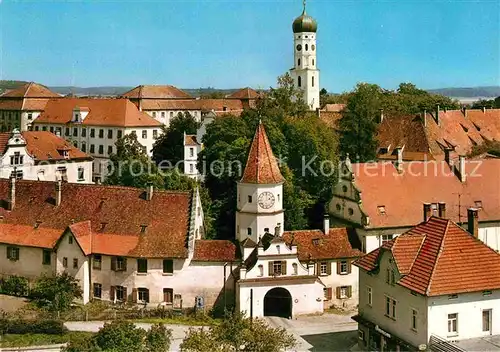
263,287 -> 292,318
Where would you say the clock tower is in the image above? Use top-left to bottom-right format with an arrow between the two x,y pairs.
235,121 -> 285,244
289,0 -> 320,111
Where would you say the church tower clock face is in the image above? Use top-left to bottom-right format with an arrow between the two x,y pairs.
258,192 -> 275,209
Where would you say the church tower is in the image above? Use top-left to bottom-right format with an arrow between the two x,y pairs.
289,0 -> 320,111
235,121 -> 285,244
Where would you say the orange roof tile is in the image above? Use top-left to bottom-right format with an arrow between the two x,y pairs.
227,87 -> 260,100
121,85 -> 192,99
0,99 -> 24,110
141,98 -> 244,113
0,82 -> 60,99
355,217 -> 500,296
0,223 -> 62,249
69,221 -> 92,255
192,240 -> 240,262
282,228 -> 362,261
184,135 -> 200,146
377,115 -> 430,154
34,98 -> 161,127
319,111 -> 342,129
240,122 -> 284,184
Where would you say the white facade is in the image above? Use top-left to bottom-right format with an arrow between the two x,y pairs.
289,31 -> 320,110
145,110 -> 201,128
183,133 -> 202,180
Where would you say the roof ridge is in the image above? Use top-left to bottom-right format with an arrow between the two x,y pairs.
408,233 -> 426,274
425,219 -> 450,295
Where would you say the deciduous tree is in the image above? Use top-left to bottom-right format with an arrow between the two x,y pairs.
31,273 -> 83,312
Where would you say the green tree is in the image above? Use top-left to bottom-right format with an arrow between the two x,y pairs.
152,112 -> 200,168
145,323 -> 173,352
180,312 -> 295,352
338,83 -> 381,162
471,96 -> 500,109
31,273 -> 83,312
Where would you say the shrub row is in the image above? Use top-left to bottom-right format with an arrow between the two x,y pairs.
0,275 -> 29,297
0,318 -> 67,335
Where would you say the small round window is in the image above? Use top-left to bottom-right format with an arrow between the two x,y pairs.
296,44 -> 302,51
342,185 -> 348,193
311,44 -> 316,51
336,204 -> 341,211
348,208 -> 354,216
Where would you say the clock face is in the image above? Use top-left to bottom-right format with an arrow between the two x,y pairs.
258,192 -> 275,209
296,44 -> 302,51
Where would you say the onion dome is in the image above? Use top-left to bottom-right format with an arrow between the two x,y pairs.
292,2 -> 317,33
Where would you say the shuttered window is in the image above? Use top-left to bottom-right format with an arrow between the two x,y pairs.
164,288 -> 173,303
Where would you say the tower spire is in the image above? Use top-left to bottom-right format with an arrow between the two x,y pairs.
302,0 -> 307,14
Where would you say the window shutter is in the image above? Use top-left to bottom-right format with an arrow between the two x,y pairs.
326,261 -> 332,275
123,258 -> 127,271
336,286 -> 341,299
123,287 -> 128,302
268,262 -> 274,276
336,261 -> 341,275
132,288 -> 137,303
348,261 -> 352,274
347,286 -> 352,298
316,262 -> 320,275
281,261 -> 287,275
110,286 -> 115,301
327,287 -> 333,300
111,257 -> 116,271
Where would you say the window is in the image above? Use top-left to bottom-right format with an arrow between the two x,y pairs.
348,208 -> 354,215
90,128 -> 95,138
63,257 -> 68,268
77,167 -> 84,181
378,206 -> 386,215
483,290 -> 492,296
93,283 -> 102,298
339,286 -> 349,299
99,129 -> 104,138
98,145 -> 103,155
107,146 -> 113,155
161,112 -> 165,118
152,112 -> 157,118
163,288 -> 173,304
448,313 -> 458,335
189,147 -> 194,157
339,260 -> 348,274
137,259 -> 147,273
312,76 -> 315,87
247,228 -> 252,236
386,268 -> 396,285
105,129 -> 112,139
384,296 -> 397,319
324,288 -> 332,300
153,130 -> 158,139
382,234 -> 393,243
112,256 -> 127,271
431,203 -> 438,216
312,59 -> 315,66
42,249 -> 51,265
142,130 -> 147,139
320,262 -> 328,275
358,330 -> 365,344
73,127 -> 78,137
90,144 -> 95,153
138,288 -> 149,303
170,112 -> 174,118
248,195 -> 252,203
81,143 -> 86,152
69,236 -> 73,244
28,113 -> 33,120
482,310 -> 491,332
475,200 -> 483,209
367,287 -> 372,306
10,152 -> 23,165
411,309 -> 418,331
298,58 -> 301,66
272,261 -> 283,276
7,246 -> 19,261
292,263 -> 298,275
34,125 -> 39,131
93,255 -> 102,270
189,164 -> 194,173
163,259 -> 173,274
116,286 -> 125,301
50,126 -> 54,133
448,294 -> 458,300
65,127 -> 70,136
11,169 -> 23,180
73,258 -> 78,268
298,76 -> 302,88
42,126 -> 46,131
81,128 -> 86,137
305,43 -> 309,51
258,265 -> 264,277
117,130 -> 122,139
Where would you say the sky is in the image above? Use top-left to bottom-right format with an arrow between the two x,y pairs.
0,0 -> 499,93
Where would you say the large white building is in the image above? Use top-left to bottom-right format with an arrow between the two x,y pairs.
32,98 -> 162,182
0,129 -> 93,183
289,2 -> 320,111
353,213 -> 500,351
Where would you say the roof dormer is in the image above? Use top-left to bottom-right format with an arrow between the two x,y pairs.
6,129 -> 27,148
72,106 -> 89,123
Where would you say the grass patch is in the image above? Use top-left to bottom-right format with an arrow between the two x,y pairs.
132,316 -> 220,326
0,332 -> 94,348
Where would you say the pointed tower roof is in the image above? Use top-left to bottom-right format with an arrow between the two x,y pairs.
240,121 -> 284,184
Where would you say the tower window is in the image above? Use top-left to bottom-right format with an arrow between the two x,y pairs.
312,59 -> 315,66
248,195 -> 252,203
305,44 -> 309,51
298,76 -> 302,88
312,76 -> 315,87
247,228 -> 252,236
298,59 -> 301,66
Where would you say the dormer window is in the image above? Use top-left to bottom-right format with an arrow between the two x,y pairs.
100,222 -> 107,231
34,220 -> 42,229
377,206 -> 386,215
474,201 -> 483,209
140,225 -> 147,233
10,152 -> 23,165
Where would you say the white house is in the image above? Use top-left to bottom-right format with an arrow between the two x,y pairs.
353,211 -> 500,351
183,133 -> 202,180
0,129 -> 93,183
32,98 -> 162,182
330,155 -> 500,253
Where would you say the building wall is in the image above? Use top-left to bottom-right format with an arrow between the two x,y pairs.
21,111 -> 42,131
145,110 -> 201,128
357,250 -> 428,348
183,144 -> 201,180
315,258 -> 359,309
478,226 -> 500,252
427,290 -> 500,341
0,110 -> 23,132
0,244 -> 54,279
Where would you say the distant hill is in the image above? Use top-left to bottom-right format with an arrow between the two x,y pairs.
0,80 -> 29,94
428,86 -> 500,98
49,86 -> 133,96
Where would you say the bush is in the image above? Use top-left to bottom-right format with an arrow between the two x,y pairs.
31,273 -> 82,312
0,318 -> 67,335
0,276 -> 29,297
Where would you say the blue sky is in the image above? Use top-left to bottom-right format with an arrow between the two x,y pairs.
0,0 -> 499,93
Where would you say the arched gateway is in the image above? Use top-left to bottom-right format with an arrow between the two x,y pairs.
263,287 -> 292,318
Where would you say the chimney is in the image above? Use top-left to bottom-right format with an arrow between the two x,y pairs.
423,203 -> 432,222
395,147 -> 403,172
323,214 -> 330,235
146,183 -> 153,201
482,106 -> 486,113
55,180 -> 62,206
274,223 -> 281,237
435,104 -> 440,125
438,202 -> 446,218
8,175 -> 15,211
467,208 -> 479,238
379,109 -> 384,123
458,155 -> 466,183
462,106 -> 468,118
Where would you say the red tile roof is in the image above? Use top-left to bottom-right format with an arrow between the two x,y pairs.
0,83 -> 60,99
377,116 -> 431,155
0,180 -> 193,258
282,228 -> 362,261
354,217 -> 500,296
346,159 -> 500,228
184,135 -> 200,146
0,223 -> 62,249
0,131 -> 91,161
0,100 -> 24,110
319,111 -> 342,129
141,98 -> 244,113
227,87 -> 260,100
192,240 -> 239,262
69,221 -> 92,255
121,85 -> 192,99
240,122 -> 284,184
34,98 -> 161,127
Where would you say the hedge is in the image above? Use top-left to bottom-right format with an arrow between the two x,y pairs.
0,318 -> 67,335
